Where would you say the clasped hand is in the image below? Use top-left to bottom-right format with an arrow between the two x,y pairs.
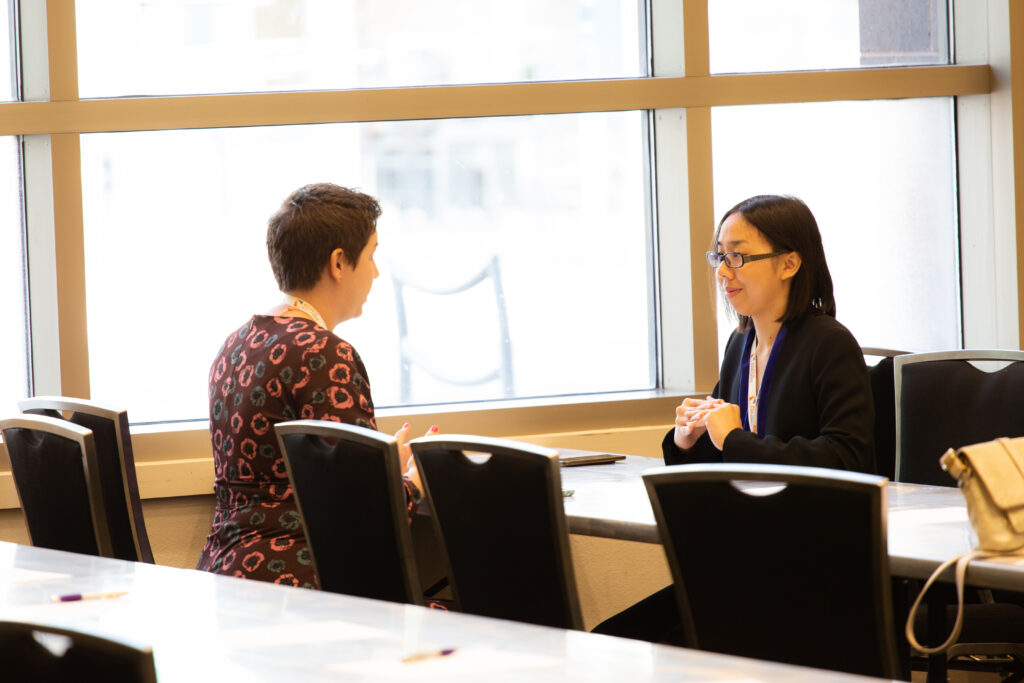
673,396 -> 742,451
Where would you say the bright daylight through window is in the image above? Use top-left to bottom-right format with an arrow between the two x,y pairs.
0,0 -> 27,418
707,0 -> 956,361
77,1 -> 652,423
0,0 -> 959,426
712,98 -> 959,356
76,0 -> 644,96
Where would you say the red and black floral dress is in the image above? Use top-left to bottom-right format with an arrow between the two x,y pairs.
195,315 -> 415,587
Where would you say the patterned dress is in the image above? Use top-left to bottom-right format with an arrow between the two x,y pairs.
196,314 -> 409,587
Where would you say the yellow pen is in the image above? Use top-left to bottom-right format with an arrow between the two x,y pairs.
402,648 -> 456,663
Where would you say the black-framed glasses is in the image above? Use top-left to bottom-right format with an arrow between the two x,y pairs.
705,250 -> 787,269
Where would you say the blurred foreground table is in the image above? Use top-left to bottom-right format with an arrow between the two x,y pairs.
0,540 -> 885,682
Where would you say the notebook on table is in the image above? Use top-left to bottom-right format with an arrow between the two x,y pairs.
557,448 -> 626,467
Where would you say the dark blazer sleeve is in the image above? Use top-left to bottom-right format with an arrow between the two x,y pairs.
720,317 -> 874,472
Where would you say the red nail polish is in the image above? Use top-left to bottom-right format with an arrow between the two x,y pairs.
403,422 -> 409,429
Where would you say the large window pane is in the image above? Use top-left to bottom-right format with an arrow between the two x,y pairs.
0,0 -> 24,415
76,0 -> 644,98
711,98 -> 958,355
0,135 -> 28,416
0,0 -> 14,101
709,0 -> 949,74
81,113 -> 653,423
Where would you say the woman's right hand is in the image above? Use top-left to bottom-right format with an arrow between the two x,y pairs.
394,423 -> 438,493
673,396 -> 724,450
394,423 -> 439,474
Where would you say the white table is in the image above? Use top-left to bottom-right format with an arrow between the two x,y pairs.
561,455 -> 1024,590
0,540 -> 889,682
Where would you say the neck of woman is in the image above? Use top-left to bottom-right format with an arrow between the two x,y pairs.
280,289 -> 336,330
751,317 -> 783,353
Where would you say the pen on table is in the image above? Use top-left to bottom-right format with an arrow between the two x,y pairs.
52,590 -> 129,603
402,648 -> 456,663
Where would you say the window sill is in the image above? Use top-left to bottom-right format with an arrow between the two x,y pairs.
0,390 -> 693,508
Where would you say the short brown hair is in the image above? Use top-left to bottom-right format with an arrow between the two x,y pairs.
266,183 -> 381,291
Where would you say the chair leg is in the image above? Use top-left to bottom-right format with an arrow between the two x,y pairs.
926,589 -> 948,683
423,577 -> 449,599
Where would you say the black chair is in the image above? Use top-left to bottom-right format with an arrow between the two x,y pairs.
892,351 -> 1024,681
0,415 -> 113,557
409,434 -> 582,629
19,396 -> 154,563
0,620 -> 156,683
643,462 -> 901,679
862,347 -> 909,480
894,349 -> 1024,486
274,419 -> 423,604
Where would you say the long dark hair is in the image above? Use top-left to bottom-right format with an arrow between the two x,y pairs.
715,195 -> 836,330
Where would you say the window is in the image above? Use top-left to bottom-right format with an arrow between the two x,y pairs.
0,0 -> 14,101
80,112 -> 653,422
76,0 -> 644,97
0,135 -> 27,417
708,0 -> 949,74
4,0 -> 1001,446
0,2 -> 26,417
712,97 -> 959,355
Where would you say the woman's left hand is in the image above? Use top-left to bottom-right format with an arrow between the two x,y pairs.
705,403 -> 742,451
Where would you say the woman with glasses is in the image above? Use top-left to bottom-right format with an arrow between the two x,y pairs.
196,183 -> 436,588
664,193 -> 873,473
594,194 -> 873,644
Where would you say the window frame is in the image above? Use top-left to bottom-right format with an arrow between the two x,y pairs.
0,0 -> 1013,506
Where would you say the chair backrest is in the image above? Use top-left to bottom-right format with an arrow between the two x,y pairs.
19,396 -> 153,563
862,347 -> 910,480
0,415 -> 113,557
643,463 -> 899,679
392,254 -> 514,403
894,350 -> 1024,486
0,620 -> 156,683
274,419 -> 423,605
409,434 -> 582,630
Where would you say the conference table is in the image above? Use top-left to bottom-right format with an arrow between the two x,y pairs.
560,454 -> 1024,683
0,540 -> 884,682
1,454 -> 1014,682
560,454 -> 1024,591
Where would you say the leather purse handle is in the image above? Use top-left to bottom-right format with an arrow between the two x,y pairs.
905,550 -> 989,654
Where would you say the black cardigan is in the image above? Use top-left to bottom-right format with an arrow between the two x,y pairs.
662,314 -> 875,473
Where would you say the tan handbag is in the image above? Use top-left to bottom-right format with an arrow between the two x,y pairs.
904,437 -> 1024,654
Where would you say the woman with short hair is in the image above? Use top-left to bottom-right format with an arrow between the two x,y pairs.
196,183 -> 433,587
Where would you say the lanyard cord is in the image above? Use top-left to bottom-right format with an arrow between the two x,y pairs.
747,342 -> 760,434
284,296 -> 328,330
